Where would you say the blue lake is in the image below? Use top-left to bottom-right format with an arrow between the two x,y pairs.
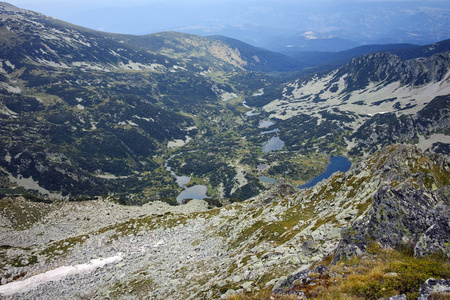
299,156 -> 352,189
259,176 -> 277,184
176,185 -> 208,204
262,136 -> 285,153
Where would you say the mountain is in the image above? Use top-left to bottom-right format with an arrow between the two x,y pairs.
283,43 -> 418,70
1,1 -> 450,204
0,145 -> 449,299
0,2 -> 267,203
109,32 -> 304,73
247,49 -> 450,156
1,3 -> 450,299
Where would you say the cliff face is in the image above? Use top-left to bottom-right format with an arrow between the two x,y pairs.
0,145 -> 448,299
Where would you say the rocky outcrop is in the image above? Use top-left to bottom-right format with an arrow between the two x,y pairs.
418,279 -> 450,300
335,184 -> 450,261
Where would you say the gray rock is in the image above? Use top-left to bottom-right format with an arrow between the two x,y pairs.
302,240 -> 320,256
418,278 -> 450,300
334,184 -> 450,262
415,203 -> 450,258
272,268 -> 310,293
378,295 -> 407,300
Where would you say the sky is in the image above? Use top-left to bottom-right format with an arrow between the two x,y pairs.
4,0 -> 450,51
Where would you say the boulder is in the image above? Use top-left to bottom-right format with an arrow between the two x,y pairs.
418,278 -> 450,300
333,185 -> 450,261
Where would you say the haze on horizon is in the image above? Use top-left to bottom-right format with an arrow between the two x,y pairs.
4,0 -> 450,52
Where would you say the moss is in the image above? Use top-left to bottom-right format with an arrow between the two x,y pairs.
311,214 -> 338,231
293,247 -> 450,300
41,234 -> 89,257
355,198 -> 372,215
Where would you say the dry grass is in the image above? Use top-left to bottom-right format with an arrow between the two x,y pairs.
228,247 -> 450,300
298,248 -> 450,300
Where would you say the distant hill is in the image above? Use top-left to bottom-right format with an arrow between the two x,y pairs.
283,43 -> 418,70
283,39 -> 450,71
111,32 -> 305,73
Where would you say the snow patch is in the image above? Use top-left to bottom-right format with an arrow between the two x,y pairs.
221,92 -> 238,101
168,136 -> 192,148
6,172 -> 66,200
0,254 -> 123,296
417,134 -> 450,151
5,60 -> 15,70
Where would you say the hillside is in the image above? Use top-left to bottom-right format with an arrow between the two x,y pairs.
249,51 -> 450,156
0,2 -> 449,299
111,32 -> 304,73
1,2 -> 450,205
0,2 -> 279,203
0,145 -> 449,299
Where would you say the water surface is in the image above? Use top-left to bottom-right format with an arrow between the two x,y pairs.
176,185 -> 208,204
262,136 -> 285,153
299,156 -> 351,189
259,176 -> 277,184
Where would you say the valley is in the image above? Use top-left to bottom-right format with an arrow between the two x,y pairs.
0,1 -> 449,205
0,2 -> 449,299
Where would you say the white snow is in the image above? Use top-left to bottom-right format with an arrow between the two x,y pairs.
168,136 -> 192,148
5,60 -> 15,70
0,254 -> 123,296
263,70 -> 450,122
35,58 -> 70,69
221,92 -> 238,101
117,61 -> 165,71
417,134 -> 450,151
6,172 -> 66,200
0,82 -> 21,94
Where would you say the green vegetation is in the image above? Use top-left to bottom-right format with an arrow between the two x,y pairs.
227,248 -> 450,300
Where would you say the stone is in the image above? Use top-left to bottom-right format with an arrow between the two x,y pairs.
418,278 -> 450,300
333,184 -> 450,262
312,264 -> 327,275
378,295 -> 406,300
414,203 -> 450,258
302,240 -> 320,256
272,267 -> 311,293
241,281 -> 253,290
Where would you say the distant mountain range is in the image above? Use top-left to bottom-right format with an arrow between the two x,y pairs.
51,0 -> 450,52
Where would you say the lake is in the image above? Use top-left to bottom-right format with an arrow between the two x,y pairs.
165,152 -> 209,203
259,176 -> 277,184
259,120 -> 275,128
262,136 -> 285,153
299,156 -> 352,189
176,185 -> 208,204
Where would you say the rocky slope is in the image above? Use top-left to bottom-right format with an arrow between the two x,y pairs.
0,145 -> 448,299
246,49 -> 450,156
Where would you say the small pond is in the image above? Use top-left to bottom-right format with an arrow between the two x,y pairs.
259,120 -> 275,128
259,176 -> 277,184
262,136 -> 285,153
299,156 -> 352,189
